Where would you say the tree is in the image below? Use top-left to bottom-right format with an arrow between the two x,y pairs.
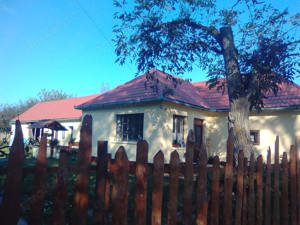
113,0 -> 300,158
0,89 -> 74,130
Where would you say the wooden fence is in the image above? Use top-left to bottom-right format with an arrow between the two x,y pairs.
0,115 -> 300,225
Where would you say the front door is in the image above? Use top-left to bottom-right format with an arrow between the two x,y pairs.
194,118 -> 203,162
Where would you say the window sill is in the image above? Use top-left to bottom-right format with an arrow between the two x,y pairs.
111,140 -> 137,145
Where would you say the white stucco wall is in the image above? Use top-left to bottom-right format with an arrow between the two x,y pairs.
84,102 -> 300,163
84,102 -> 209,162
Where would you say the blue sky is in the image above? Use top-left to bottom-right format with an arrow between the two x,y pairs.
0,0 -> 299,104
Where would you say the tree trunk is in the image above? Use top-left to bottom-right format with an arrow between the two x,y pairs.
219,26 -> 253,160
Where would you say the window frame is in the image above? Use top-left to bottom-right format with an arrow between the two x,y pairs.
172,115 -> 186,147
250,130 -> 260,145
116,113 -> 144,142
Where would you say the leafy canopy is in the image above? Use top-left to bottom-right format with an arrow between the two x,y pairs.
113,0 -> 300,109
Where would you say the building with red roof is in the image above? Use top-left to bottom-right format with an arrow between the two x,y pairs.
10,94 -> 98,149
77,69 -> 300,161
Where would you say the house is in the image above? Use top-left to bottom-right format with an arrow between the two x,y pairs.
77,69 -> 300,162
10,94 -> 98,147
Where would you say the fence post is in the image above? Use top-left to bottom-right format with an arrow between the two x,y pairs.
235,150 -> 244,225
256,155 -> 263,225
247,153 -> 255,225
183,130 -> 194,225
224,128 -> 234,225
28,135 -> 47,225
94,141 -> 109,225
167,151 -> 180,225
52,149 -> 69,225
264,148 -> 271,225
242,157 -> 248,225
112,147 -> 129,225
151,151 -> 164,225
72,115 -> 92,225
273,136 -> 280,225
281,152 -> 289,225
210,156 -> 220,225
134,140 -> 148,225
0,120 -> 25,225
196,144 -> 208,225
290,145 -> 298,225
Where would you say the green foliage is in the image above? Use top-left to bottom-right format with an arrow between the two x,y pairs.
113,0 -> 300,110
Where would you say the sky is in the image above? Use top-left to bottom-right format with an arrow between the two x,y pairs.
0,0 -> 299,105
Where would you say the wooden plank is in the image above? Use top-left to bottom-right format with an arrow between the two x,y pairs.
224,128 -> 234,225
72,115 -> 93,225
134,140 -> 149,225
281,152 -> 289,225
256,155 -> 263,225
112,147 -> 129,225
52,149 -> 69,225
105,154 -> 112,212
167,151 -> 180,225
210,156 -> 220,225
290,145 -> 298,225
247,153 -> 255,225
94,141 -> 109,225
234,150 -> 244,225
183,130 -> 195,225
242,157 -> 248,225
264,148 -> 271,225
28,135 -> 47,225
273,136 -> 280,225
196,144 -> 208,225
152,151 -> 164,225
0,120 -> 25,225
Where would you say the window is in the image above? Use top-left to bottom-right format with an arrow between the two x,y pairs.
62,131 -> 65,139
172,115 -> 185,147
116,113 -> 144,141
250,130 -> 260,145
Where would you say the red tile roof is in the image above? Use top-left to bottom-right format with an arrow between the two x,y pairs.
79,69 -> 209,110
79,69 -> 300,111
16,94 -> 98,122
193,81 -> 300,109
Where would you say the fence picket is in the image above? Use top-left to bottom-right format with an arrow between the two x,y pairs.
94,141 -> 109,225
112,147 -> 129,225
235,150 -> 244,225
290,145 -> 298,225
264,148 -> 271,225
167,151 -> 180,225
72,115 -> 93,225
152,151 -> 164,225
28,135 -> 47,225
134,140 -> 149,225
247,153 -> 255,225
0,120 -> 25,225
196,144 -> 208,225
52,149 -> 69,225
183,130 -> 194,225
210,156 -> 220,225
281,152 -> 289,225
224,128 -> 234,225
242,157 -> 248,225
273,136 -> 280,225
256,155 -> 263,225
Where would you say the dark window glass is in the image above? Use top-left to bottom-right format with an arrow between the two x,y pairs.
116,113 -> 144,141
250,130 -> 260,145
172,115 -> 185,147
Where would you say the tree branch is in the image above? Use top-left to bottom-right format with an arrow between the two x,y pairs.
159,18 -> 220,39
